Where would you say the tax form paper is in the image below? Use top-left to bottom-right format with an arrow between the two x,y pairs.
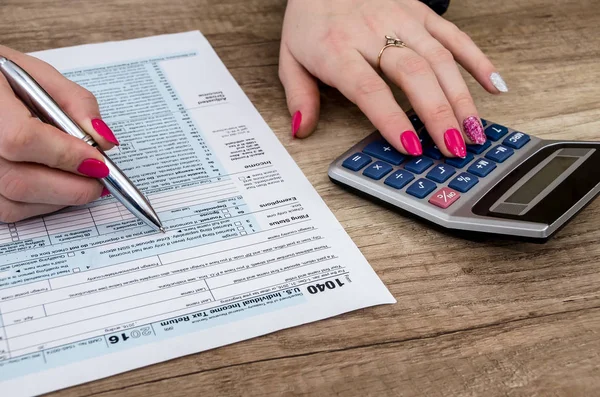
0,32 -> 395,396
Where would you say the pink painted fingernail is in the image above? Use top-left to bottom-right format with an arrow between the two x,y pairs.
78,159 -> 110,178
463,116 -> 486,145
400,131 -> 422,156
101,188 -> 111,197
92,119 -> 119,145
444,128 -> 467,158
291,111 -> 302,138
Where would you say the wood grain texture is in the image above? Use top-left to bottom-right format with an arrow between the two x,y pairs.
1,0 -> 599,395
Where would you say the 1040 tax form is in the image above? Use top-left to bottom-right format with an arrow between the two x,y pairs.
0,32 -> 395,396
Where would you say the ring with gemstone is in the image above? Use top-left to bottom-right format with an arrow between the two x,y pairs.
377,35 -> 408,70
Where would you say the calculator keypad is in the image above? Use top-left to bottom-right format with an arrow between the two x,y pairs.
486,124 -> 509,141
409,114 -> 423,130
429,187 -> 460,209
343,153 -> 371,171
407,178 -> 437,198
503,132 -> 530,149
467,139 -> 491,154
339,117 -> 531,210
485,145 -> 514,163
423,145 -> 443,160
384,170 -> 415,189
446,152 -> 474,168
449,173 -> 479,192
467,158 -> 497,177
363,161 -> 393,180
426,164 -> 456,183
363,141 -> 405,165
404,156 -> 434,174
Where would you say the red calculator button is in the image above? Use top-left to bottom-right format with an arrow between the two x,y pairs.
429,187 -> 461,209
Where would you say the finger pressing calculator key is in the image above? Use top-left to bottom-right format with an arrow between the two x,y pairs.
329,110 -> 600,240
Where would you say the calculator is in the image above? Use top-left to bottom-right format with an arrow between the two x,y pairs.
328,112 -> 600,241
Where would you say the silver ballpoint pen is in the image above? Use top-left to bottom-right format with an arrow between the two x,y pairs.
0,56 -> 165,233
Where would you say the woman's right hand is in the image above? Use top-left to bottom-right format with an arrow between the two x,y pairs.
0,46 -> 120,223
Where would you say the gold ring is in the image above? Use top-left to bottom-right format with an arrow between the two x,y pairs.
377,35 -> 407,70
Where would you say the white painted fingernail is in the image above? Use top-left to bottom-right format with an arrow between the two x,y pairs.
490,72 -> 508,93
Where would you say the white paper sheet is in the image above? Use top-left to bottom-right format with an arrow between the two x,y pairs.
0,31 -> 395,397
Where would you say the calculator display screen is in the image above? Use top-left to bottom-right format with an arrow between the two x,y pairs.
504,156 -> 578,205
474,143 -> 600,225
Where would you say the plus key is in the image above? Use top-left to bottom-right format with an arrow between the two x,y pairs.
429,187 -> 461,209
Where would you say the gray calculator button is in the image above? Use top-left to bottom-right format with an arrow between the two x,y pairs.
490,202 -> 528,216
558,148 -> 593,157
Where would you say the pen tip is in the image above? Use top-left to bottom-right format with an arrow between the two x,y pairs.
159,227 -> 166,234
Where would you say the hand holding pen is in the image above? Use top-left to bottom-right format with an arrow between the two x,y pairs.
0,45 -> 163,231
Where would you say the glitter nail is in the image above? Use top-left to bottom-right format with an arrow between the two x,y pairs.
463,116 -> 486,145
490,72 -> 508,93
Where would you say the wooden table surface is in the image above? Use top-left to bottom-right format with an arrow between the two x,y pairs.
2,0 -> 600,395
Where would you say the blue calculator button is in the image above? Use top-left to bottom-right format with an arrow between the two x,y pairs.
418,129 -> 432,146
409,114 -> 423,130
426,164 -> 456,183
384,169 -> 415,189
481,118 -> 488,127
485,145 -> 514,163
467,139 -> 492,154
406,178 -> 437,199
449,173 -> 479,193
363,141 -> 405,165
446,152 -> 474,168
423,145 -> 443,160
467,158 -> 497,177
486,124 -> 509,141
503,132 -> 530,149
404,156 -> 434,174
362,161 -> 393,180
343,153 -> 372,171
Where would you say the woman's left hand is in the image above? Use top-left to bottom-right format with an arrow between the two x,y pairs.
279,0 -> 507,158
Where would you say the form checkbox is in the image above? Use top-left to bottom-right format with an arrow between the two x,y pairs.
234,221 -> 242,226
240,231 -> 247,235
67,252 -> 75,257
222,209 -> 229,213
224,213 -> 231,217
237,226 -> 245,231
73,267 -> 80,273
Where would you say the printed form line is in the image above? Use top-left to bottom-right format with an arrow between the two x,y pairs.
1,241 -> 328,316
4,270 -> 347,358
4,202 -> 305,280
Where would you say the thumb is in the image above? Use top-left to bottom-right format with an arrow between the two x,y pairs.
0,46 -> 119,150
278,44 -> 320,139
